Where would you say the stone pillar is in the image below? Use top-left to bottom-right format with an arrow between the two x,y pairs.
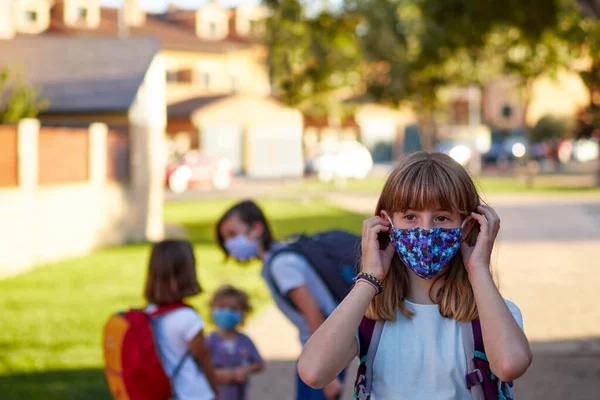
0,0 -> 15,40
18,118 -> 39,191
129,56 -> 166,242
89,122 -> 108,186
17,118 -> 39,269
123,0 -> 146,27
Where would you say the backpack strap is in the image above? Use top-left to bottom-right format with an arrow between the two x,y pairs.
354,317 -> 384,400
149,302 -> 191,318
264,243 -> 306,312
463,319 -> 515,400
148,303 -> 193,400
462,321 -> 486,400
171,351 -> 191,380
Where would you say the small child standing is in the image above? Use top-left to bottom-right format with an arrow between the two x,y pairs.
207,285 -> 264,400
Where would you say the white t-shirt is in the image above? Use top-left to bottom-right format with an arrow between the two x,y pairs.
147,305 -> 215,400
262,250 -> 338,346
368,300 -> 523,400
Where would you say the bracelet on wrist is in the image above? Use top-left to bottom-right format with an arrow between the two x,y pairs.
353,272 -> 383,295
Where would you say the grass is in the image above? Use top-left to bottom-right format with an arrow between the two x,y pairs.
0,198 -> 366,399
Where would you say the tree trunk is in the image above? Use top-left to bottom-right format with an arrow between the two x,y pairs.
417,106 -> 437,152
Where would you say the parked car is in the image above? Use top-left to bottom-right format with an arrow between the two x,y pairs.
165,151 -> 233,193
558,138 -> 599,164
306,140 -> 374,182
482,137 -> 530,169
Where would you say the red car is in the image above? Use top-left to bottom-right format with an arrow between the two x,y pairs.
165,151 -> 233,193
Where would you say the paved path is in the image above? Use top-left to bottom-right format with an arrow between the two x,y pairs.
243,192 -> 600,400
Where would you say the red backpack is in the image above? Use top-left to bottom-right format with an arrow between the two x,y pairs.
102,303 -> 191,400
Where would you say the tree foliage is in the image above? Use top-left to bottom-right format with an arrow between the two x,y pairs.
0,66 -> 48,124
265,0 -> 361,117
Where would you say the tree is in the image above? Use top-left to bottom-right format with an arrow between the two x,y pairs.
0,66 -> 48,124
264,0 -> 361,119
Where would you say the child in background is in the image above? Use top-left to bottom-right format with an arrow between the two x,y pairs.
144,239 -> 218,400
207,285 -> 264,400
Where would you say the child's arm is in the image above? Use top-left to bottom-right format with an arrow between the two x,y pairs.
214,367 -> 237,384
463,206 -> 533,382
189,330 -> 219,396
245,361 -> 264,374
470,270 -> 531,381
245,337 -> 265,375
298,216 -> 395,389
298,282 -> 375,388
271,255 -> 345,396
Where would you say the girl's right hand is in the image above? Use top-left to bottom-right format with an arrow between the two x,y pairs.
361,216 -> 396,281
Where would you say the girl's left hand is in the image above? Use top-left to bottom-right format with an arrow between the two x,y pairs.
460,205 -> 501,274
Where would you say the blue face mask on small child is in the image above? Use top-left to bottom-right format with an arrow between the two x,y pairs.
212,308 -> 242,330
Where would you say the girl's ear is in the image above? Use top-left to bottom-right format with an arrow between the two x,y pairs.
380,210 -> 391,222
461,217 -> 476,240
250,221 -> 264,240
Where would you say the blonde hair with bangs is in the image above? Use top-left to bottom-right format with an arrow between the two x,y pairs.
366,151 -> 483,322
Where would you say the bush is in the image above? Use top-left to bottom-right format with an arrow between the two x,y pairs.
528,115 -> 574,144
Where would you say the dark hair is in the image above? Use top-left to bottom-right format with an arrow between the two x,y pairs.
144,239 -> 202,305
210,284 -> 252,314
215,200 -> 274,257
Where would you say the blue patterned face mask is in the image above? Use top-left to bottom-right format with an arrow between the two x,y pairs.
212,308 -> 242,330
387,216 -> 464,280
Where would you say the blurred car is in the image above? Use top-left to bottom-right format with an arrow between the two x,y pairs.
436,141 -> 473,166
166,151 -> 233,193
558,138 -> 599,163
482,137 -> 530,169
306,140 -> 374,182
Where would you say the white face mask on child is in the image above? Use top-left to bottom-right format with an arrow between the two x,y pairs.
224,234 -> 259,262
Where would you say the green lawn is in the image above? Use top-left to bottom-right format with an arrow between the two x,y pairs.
0,199 -> 366,399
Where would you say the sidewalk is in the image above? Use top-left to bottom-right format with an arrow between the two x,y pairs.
244,192 -> 600,400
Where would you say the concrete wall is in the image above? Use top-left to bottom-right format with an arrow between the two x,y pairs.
0,120 -> 132,278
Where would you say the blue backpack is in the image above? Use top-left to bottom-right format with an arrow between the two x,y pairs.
354,317 -> 515,400
264,230 -> 361,309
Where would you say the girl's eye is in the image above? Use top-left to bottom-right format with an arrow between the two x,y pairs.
404,215 -> 416,221
435,216 -> 450,222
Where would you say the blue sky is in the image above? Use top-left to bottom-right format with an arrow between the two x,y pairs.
99,0 -> 343,14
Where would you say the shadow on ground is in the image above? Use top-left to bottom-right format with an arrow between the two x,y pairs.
0,368 -> 109,400
0,338 -> 598,399
249,337 -> 600,400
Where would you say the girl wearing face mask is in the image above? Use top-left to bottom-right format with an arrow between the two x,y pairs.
207,285 -> 264,400
297,152 -> 533,399
216,201 -> 346,400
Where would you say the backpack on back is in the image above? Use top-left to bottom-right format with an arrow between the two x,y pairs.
354,317 -> 515,400
103,303 -> 191,400
265,230 -> 362,309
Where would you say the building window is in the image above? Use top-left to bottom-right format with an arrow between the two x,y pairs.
166,69 -> 193,83
177,69 -> 193,83
166,70 -> 178,83
209,21 -> 217,37
502,105 -> 513,119
77,7 -> 88,21
25,10 -> 38,22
